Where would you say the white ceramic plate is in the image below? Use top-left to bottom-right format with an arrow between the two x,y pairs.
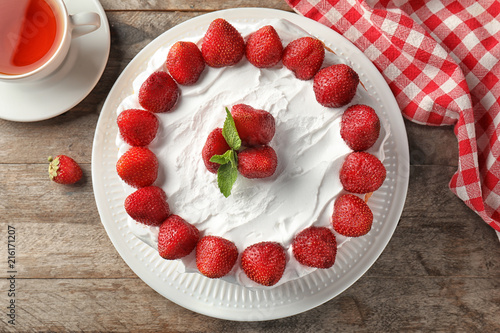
92,8 -> 409,321
0,0 -> 110,122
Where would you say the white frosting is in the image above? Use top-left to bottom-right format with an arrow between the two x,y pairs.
116,19 -> 389,288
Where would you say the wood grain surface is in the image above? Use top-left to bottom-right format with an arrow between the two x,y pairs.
1,1 -> 499,332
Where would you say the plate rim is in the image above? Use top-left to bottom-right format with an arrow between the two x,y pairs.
92,7 -> 409,321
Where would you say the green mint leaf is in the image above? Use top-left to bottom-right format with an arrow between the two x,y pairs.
222,107 -> 241,151
210,149 -> 233,165
228,148 -> 238,168
217,157 -> 238,197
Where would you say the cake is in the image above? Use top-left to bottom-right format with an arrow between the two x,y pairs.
115,18 -> 389,288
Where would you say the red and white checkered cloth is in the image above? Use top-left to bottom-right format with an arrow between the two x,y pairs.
286,0 -> 500,236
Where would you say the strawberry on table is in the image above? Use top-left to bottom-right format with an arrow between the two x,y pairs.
282,36 -> 325,80
341,104 -> 380,151
117,109 -> 159,147
138,71 -> 179,113
196,235 -> 238,279
245,25 -> 283,68
237,145 -> 278,179
292,226 -> 337,269
313,64 -> 359,108
202,128 -> 231,174
48,155 -> 82,184
166,41 -> 205,85
231,103 -> 275,147
332,194 -> 373,237
241,241 -> 286,286
201,18 -> 245,68
339,151 -> 386,194
158,215 -> 199,260
124,186 -> 170,226
116,146 -> 158,188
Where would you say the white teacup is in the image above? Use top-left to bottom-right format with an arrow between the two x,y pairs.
0,0 -> 101,82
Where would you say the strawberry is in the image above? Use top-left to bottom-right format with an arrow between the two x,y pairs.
117,109 -> 159,147
237,145 -> 278,179
231,104 -> 275,146
245,25 -> 283,68
292,227 -> 337,269
332,194 -> 373,237
124,186 -> 170,226
282,37 -> 325,80
201,18 -> 245,68
138,71 -> 179,113
48,155 -> 82,184
166,41 -> 205,85
241,241 -> 286,286
313,64 -> 359,108
116,147 -> 158,188
158,215 -> 200,260
202,128 -> 231,174
196,235 -> 238,278
339,152 -> 386,193
341,104 -> 380,151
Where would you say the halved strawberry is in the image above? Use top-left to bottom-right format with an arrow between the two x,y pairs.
196,235 -> 238,278
116,147 -> 158,188
124,186 -> 170,226
241,241 -> 286,286
158,215 -> 199,260
332,194 -> 373,237
292,227 -> 337,268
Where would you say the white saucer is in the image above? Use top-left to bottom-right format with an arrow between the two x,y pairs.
0,0 -> 110,122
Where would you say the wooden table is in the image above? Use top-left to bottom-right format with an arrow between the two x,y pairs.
1,1 -> 499,331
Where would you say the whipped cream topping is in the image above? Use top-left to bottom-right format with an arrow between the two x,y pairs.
116,18 -> 389,288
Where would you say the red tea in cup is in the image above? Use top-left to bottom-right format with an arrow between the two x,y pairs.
0,0 -> 64,75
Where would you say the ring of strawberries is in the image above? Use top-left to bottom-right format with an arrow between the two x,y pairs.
116,18 -> 386,287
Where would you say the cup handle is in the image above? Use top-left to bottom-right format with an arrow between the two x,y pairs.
70,12 -> 101,38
